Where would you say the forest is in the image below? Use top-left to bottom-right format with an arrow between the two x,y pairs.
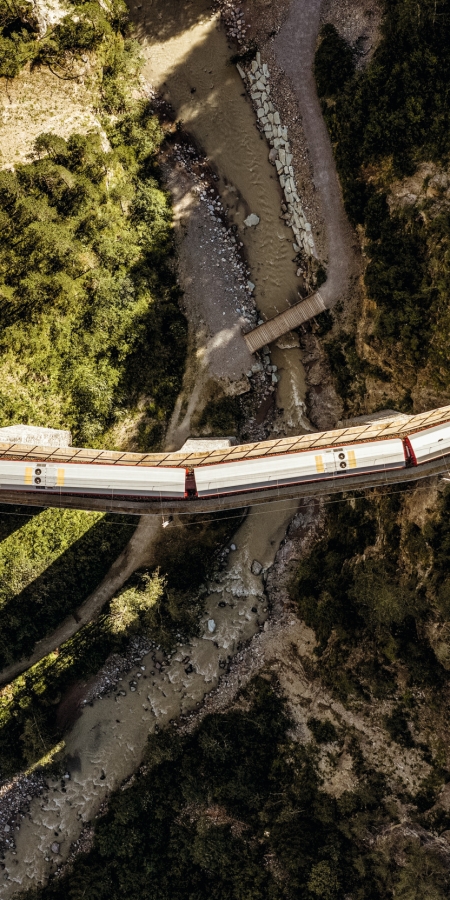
0,112 -> 186,450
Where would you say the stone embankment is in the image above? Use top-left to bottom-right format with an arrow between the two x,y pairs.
237,53 -> 317,261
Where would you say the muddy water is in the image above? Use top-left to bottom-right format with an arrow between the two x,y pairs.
133,0 -> 309,431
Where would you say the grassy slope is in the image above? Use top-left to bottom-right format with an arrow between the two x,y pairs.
0,509 -> 240,777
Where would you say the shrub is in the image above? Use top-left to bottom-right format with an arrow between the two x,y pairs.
307,716 -> 339,744
314,24 -> 355,99
105,572 -> 164,634
0,0 -> 38,77
384,704 -> 415,747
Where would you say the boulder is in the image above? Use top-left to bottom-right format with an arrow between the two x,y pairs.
251,560 -> 263,575
244,213 -> 260,227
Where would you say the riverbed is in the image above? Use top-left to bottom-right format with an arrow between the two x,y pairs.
133,0 -> 309,433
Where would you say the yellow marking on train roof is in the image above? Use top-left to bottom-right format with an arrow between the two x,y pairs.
57,468 -> 65,486
24,466 -> 32,485
315,455 -> 324,474
348,450 -> 357,468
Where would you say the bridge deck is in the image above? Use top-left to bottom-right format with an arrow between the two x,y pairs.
243,291 -> 326,353
0,454 -> 446,517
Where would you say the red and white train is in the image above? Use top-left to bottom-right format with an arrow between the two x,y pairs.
0,420 -> 449,502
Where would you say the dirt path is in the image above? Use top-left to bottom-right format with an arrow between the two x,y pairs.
273,0 -> 360,307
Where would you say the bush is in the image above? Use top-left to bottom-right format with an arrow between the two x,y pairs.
0,0 -> 131,81
314,24 -> 355,99
0,0 -> 38,77
384,704 -> 415,747
197,395 -> 241,436
307,716 -> 339,744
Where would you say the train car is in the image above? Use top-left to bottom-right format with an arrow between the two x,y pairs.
0,460 -> 186,499
406,422 -> 450,465
193,438 -> 406,497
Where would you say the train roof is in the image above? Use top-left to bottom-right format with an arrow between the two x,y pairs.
0,405 -> 448,469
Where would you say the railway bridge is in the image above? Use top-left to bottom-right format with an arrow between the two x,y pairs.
0,405 -> 448,516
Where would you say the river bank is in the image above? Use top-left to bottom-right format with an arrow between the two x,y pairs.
1,499 -> 299,894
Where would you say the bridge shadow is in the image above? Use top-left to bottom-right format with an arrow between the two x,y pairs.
0,514 -> 137,670
0,503 -> 42,545
130,0 -> 212,46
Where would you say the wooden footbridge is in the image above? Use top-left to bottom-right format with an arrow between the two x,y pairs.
243,290 -> 326,353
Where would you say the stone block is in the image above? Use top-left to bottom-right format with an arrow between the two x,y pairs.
0,425 -> 72,447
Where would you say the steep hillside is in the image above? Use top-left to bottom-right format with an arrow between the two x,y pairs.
0,0 -> 188,777
314,0 -> 450,417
